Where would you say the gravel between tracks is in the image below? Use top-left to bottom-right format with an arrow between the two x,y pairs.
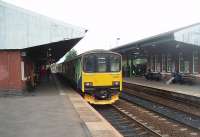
123,87 -> 200,117
121,92 -> 200,130
115,99 -> 200,137
94,105 -> 158,137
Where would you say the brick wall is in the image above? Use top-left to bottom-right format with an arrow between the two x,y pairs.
0,51 -> 23,91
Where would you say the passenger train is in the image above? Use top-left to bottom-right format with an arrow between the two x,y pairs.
55,50 -> 122,105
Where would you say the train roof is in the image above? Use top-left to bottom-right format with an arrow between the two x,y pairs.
62,49 -> 121,63
82,49 -> 121,55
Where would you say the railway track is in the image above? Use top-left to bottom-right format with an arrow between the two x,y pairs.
121,92 -> 200,130
94,99 -> 200,137
122,83 -> 200,130
94,105 -> 161,137
123,82 -> 200,112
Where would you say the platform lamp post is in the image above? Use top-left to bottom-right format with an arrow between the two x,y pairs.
47,48 -> 52,65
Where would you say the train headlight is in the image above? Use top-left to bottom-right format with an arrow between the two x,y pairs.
84,82 -> 93,87
112,81 -> 120,86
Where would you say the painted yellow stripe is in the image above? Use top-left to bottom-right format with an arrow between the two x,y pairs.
84,94 -> 119,105
82,71 -> 122,92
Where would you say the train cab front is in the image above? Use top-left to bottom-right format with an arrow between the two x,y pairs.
81,52 -> 122,105
83,76 -> 122,104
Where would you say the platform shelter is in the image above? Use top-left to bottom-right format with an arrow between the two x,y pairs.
112,23 -> 200,83
0,1 -> 87,92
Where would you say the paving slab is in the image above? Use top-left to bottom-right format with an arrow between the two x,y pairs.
0,79 -> 91,137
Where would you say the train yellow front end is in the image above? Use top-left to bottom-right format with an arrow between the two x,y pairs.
82,72 -> 122,104
81,51 -> 122,105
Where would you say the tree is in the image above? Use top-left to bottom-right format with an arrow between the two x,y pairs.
65,49 -> 77,61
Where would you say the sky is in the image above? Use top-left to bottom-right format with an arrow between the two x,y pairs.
3,0 -> 200,55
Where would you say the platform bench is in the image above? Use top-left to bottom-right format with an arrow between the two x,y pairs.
145,72 -> 162,81
182,75 -> 196,85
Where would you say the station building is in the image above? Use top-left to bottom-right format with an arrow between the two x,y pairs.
112,23 -> 200,82
0,1 -> 87,93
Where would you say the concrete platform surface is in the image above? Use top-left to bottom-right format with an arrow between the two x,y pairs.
0,81 -> 90,137
124,77 -> 200,98
0,76 -> 122,137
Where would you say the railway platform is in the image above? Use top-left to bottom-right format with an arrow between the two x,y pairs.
0,75 -> 122,137
124,77 -> 200,98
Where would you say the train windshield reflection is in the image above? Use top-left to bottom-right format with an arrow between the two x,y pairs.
83,53 -> 121,73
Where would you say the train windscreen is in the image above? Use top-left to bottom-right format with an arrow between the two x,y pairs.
83,55 -> 96,72
83,53 -> 121,73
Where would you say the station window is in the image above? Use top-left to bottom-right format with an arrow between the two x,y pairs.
179,53 -> 184,73
167,54 -> 172,72
193,47 -> 199,73
162,55 -> 166,72
155,55 -> 161,72
155,55 -> 157,72
179,53 -> 190,73
150,56 -> 154,72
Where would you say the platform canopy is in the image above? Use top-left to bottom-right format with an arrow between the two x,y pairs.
112,23 -> 200,54
0,1 -> 87,62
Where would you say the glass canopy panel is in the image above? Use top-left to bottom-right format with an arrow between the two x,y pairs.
174,24 -> 200,46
